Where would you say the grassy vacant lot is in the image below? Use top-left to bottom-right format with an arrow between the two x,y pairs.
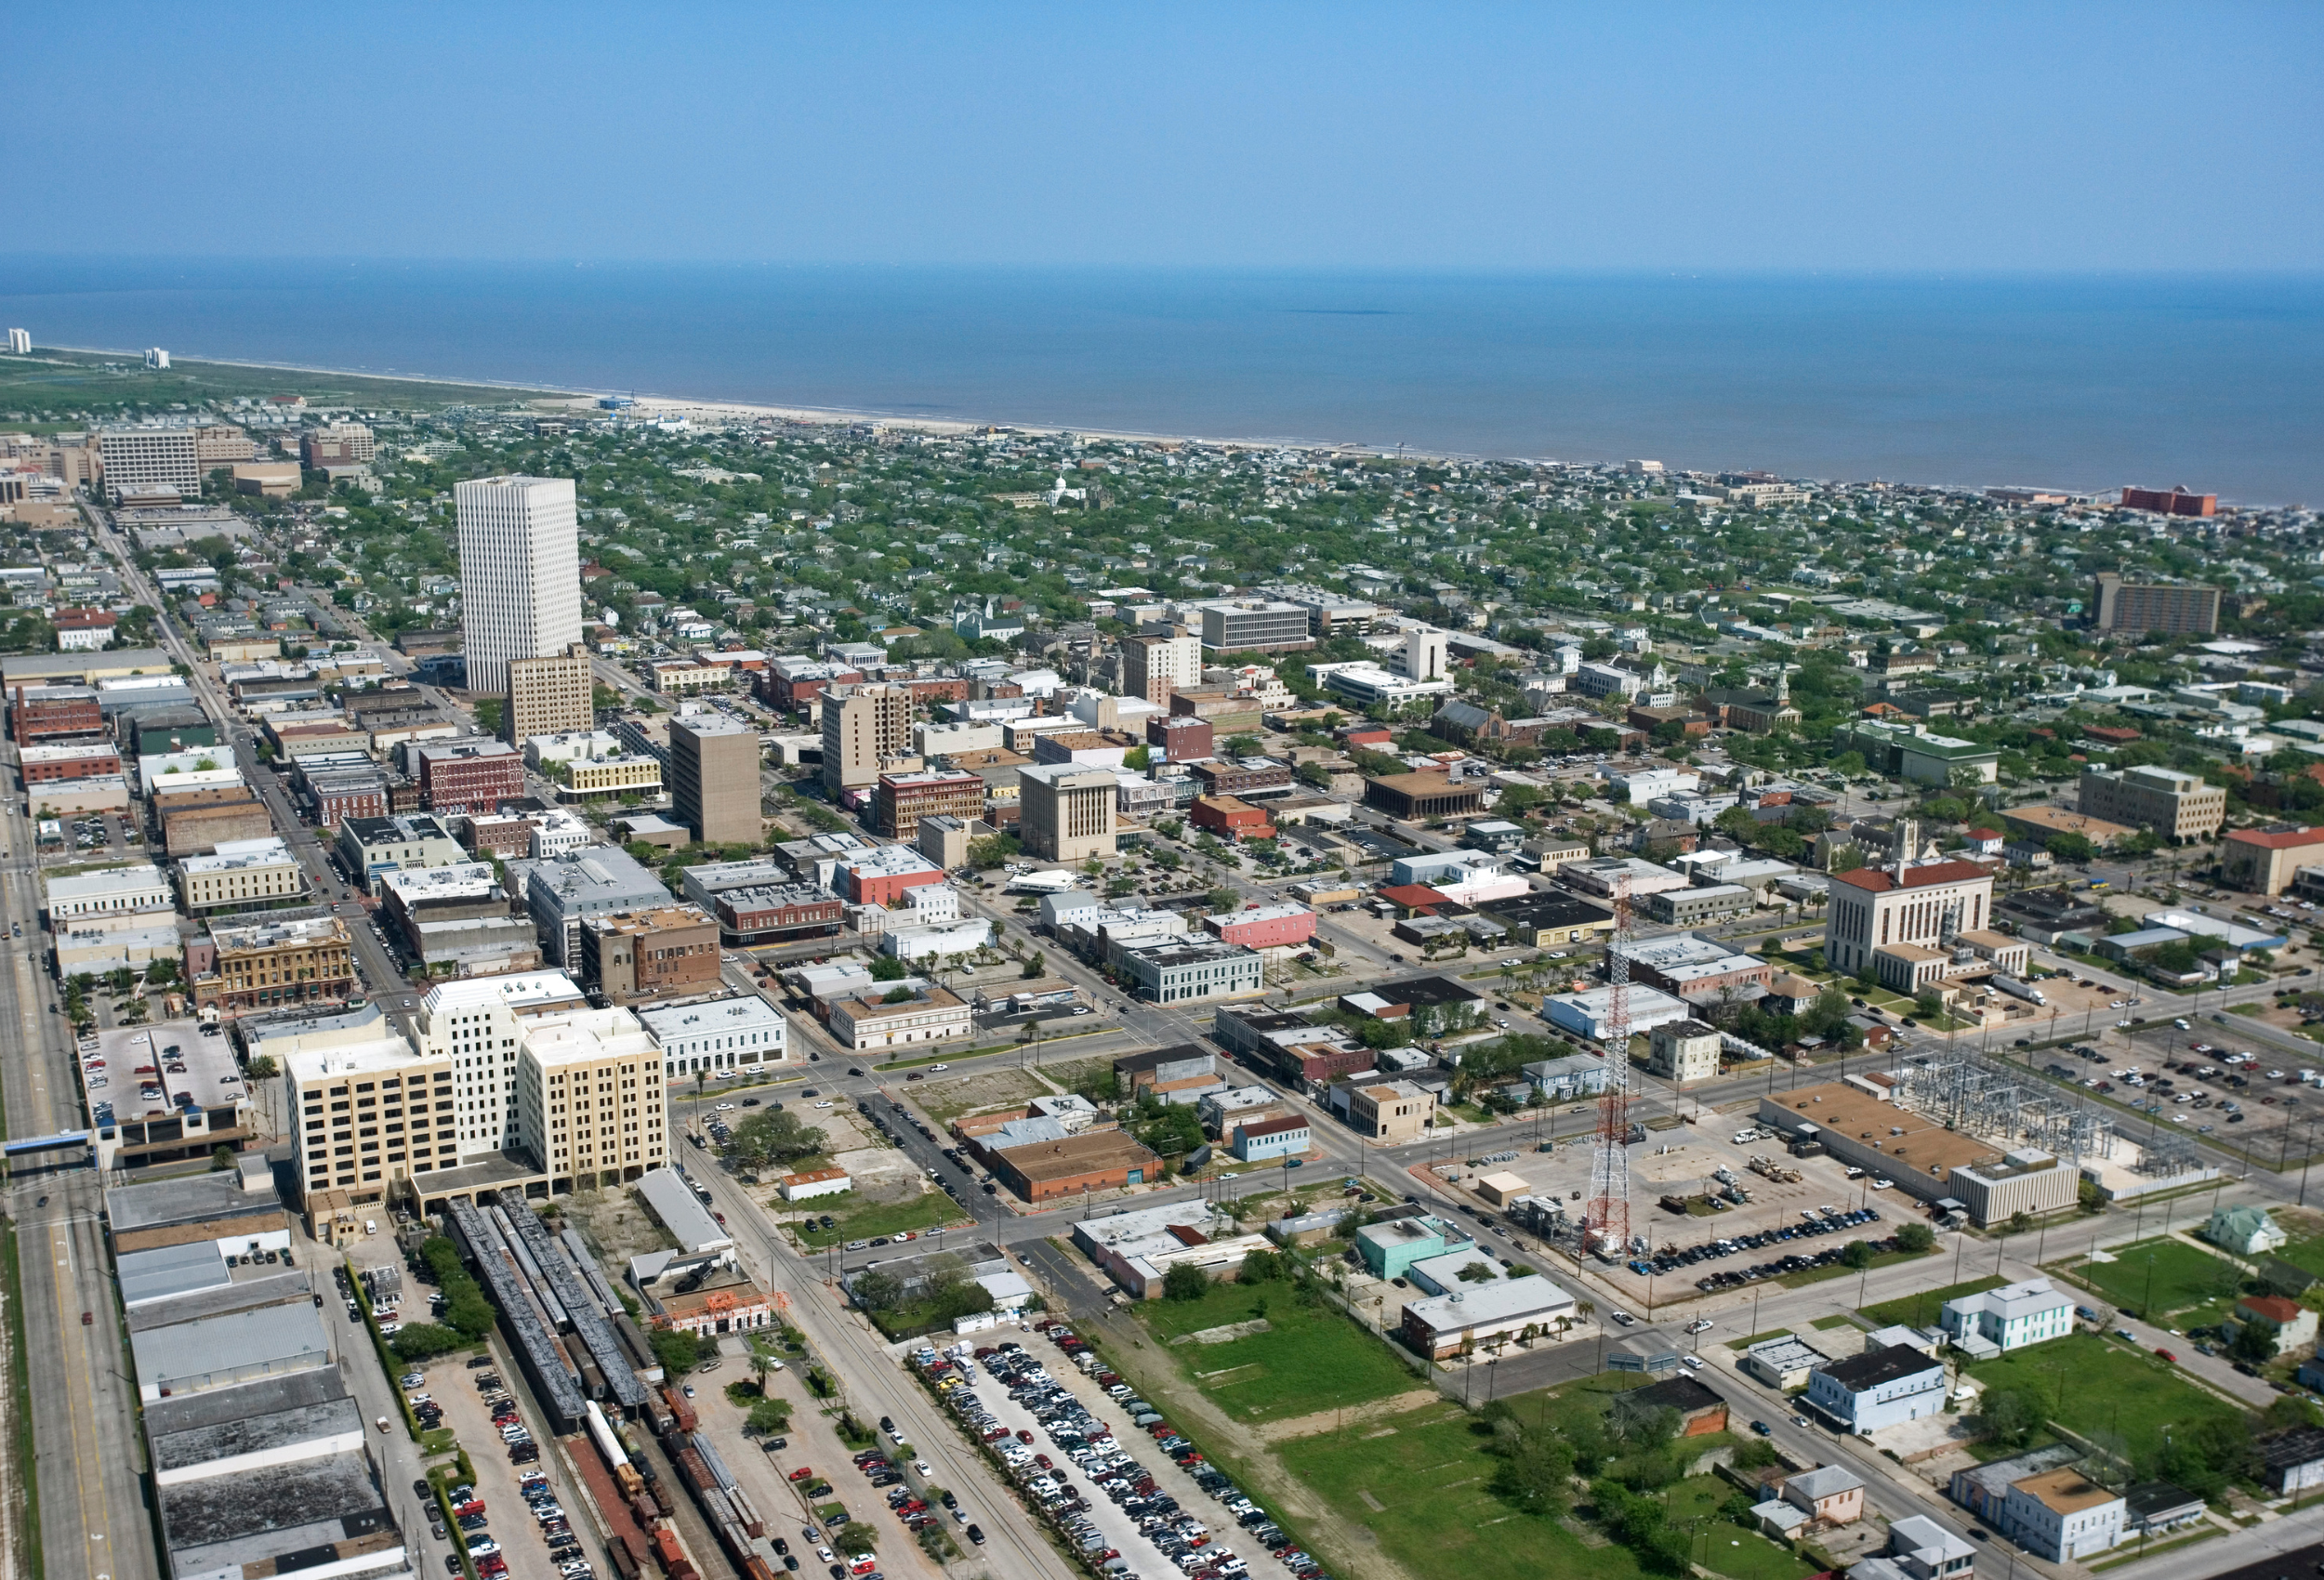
1963,1332 -> 2243,1466
2067,1238 -> 2243,1322
1135,1279 -> 1421,1424
1776,1244 -> 1934,1290
1860,1274 -> 2005,1331
1665,1474 -> 1823,1580
1277,1393 -> 1814,1580
792,1192 -> 971,1249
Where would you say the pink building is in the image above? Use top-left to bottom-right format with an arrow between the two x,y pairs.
834,844 -> 947,906
1204,902 -> 1316,951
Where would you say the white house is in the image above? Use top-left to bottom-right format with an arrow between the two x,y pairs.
2205,1204 -> 2287,1256
1940,1277 -> 2074,1355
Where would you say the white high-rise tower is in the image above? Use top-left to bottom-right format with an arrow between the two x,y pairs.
456,475 -> 583,698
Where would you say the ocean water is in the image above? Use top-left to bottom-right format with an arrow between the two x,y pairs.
2,257 -> 2319,503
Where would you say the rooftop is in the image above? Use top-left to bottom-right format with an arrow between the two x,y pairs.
2013,1466 -> 2119,1515
1818,1341 -> 1942,1390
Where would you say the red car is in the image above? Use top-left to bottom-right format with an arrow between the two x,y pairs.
453,1500 -> 485,1519
789,1467 -> 816,1481
2155,1348 -> 2178,1363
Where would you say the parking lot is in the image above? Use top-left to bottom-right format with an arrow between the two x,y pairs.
915,1329 -> 1308,1580
402,1350 -> 589,1579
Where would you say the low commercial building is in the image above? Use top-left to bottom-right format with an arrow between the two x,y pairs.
1229,1113 -> 1311,1162
178,836 -> 309,913
580,904 -> 722,1005
989,1129 -> 1161,1203
1742,1334 -> 1833,1390
1189,793 -> 1277,842
46,862 -> 172,921
711,883 -> 846,944
832,843 -> 948,906
640,994 -> 788,1079
1479,891 -> 1616,947
1203,902 -> 1314,951
160,793 -> 273,856
1356,1214 -> 1474,1280
193,915 -> 355,1015
1645,883 -> 1753,926
1804,1343 -> 1947,1434
826,983 -> 971,1052
1363,771 -> 1483,821
1342,1080 -> 1436,1143
335,812 -> 466,888
1758,1081 -> 2076,1227
20,740 -> 122,783
1543,982 -> 1691,1042
1400,1273 -> 1579,1359
2002,1468 -> 2122,1562
780,1167 -> 852,1202
1114,1045 -> 1217,1099
1115,937 -> 1265,1004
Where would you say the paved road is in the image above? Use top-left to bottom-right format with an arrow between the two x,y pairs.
0,780 -> 156,1580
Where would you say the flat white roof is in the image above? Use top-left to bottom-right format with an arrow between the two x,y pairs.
638,994 -> 788,1047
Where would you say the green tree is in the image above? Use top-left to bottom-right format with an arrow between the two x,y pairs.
2230,1320 -> 2279,1364
1206,887 -> 1241,914
746,1398 -> 794,1436
1841,1238 -> 1873,1270
1162,1262 -> 1210,1301
1239,1247 -> 1284,1284
650,1325 -> 703,1375
1978,1388 -> 2036,1449
1895,1221 -> 1936,1254
390,1323 -> 469,1362
869,954 -> 908,981
729,1109 -> 828,1170
1490,1429 -> 1576,1515
852,1271 -> 904,1312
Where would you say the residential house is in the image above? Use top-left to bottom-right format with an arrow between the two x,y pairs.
1939,1277 -> 2074,1356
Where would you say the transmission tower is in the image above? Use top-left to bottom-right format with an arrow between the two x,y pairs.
1584,878 -> 1634,1258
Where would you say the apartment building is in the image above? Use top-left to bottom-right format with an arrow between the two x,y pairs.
1122,633 -> 1203,704
1018,762 -> 1118,862
178,836 -> 309,912
2076,764 -> 2225,842
455,475 -> 583,697
670,714 -> 761,845
2092,572 -> 2220,635
579,904 -> 722,1005
506,645 -> 595,744
193,915 -> 355,1015
874,767 -> 984,840
821,681 -> 914,797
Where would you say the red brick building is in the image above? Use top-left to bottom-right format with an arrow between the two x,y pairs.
20,743 -> 121,783
904,676 -> 971,705
9,684 -> 101,744
1190,794 -> 1276,843
873,768 -> 986,840
416,740 -> 524,816
1191,758 -> 1293,798
712,884 -> 846,942
2120,486 -> 2216,517
1147,714 -> 1214,761
1206,902 -> 1316,951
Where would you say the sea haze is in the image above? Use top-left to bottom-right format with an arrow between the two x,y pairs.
2,258 -> 2318,503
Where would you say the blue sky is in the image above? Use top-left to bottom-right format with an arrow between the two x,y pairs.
8,2 -> 2317,270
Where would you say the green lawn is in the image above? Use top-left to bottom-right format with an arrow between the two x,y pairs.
792,1192 -> 971,1248
1136,1279 -> 1424,1424
2066,1238 -> 2244,1322
1665,1474 -> 1824,1580
1962,1332 -> 2244,1466
2268,1232 -> 2324,1281
1277,1396 -> 1812,1580
1776,1245 -> 1933,1290
1859,1274 -> 2005,1331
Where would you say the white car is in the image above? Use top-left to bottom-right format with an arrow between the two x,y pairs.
1684,1318 -> 1713,1334
927,1063 -> 950,1072
1871,1178 -> 1894,1190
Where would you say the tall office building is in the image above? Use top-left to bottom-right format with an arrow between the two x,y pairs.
1122,633 -> 1203,704
670,715 -> 763,845
2091,573 -> 2220,636
1018,764 -> 1118,862
507,645 -> 595,744
456,475 -> 583,697
96,426 -> 199,496
821,682 -> 915,798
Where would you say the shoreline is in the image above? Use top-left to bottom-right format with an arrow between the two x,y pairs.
28,341 -> 2265,505
41,342 -> 1508,466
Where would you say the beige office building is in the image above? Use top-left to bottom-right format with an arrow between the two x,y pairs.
507,645 -> 595,744
1018,763 -> 1118,862
178,836 -> 309,912
192,423 -> 254,469
1122,633 -> 1203,704
1647,1020 -> 1723,1086
2076,765 -> 2225,842
96,426 -> 199,495
514,1004 -> 667,1191
266,1017 -> 457,1205
821,682 -> 914,797
671,715 -> 762,845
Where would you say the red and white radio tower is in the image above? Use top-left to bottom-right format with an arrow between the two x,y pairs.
1583,878 -> 1633,1258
